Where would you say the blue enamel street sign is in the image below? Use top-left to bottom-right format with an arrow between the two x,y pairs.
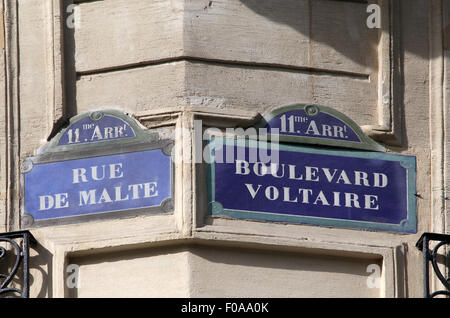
37,109 -> 160,155
58,113 -> 135,146
21,110 -> 173,227
256,104 -> 386,152
267,106 -> 360,142
23,148 -> 172,224
207,138 -> 417,234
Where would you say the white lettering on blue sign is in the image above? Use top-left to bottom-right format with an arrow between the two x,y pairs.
24,149 -> 171,221
37,162 -> 160,210
59,115 -> 136,146
235,160 -> 386,211
269,110 -> 360,142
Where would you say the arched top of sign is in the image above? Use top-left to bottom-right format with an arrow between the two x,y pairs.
256,104 -> 385,152
38,110 -> 158,155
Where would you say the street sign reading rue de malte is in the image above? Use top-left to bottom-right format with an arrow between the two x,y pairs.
207,104 -> 417,234
21,110 -> 173,227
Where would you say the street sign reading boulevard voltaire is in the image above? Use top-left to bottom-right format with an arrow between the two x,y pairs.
21,110 -> 173,227
207,104 -> 417,234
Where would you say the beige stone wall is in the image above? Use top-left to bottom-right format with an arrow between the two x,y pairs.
0,0 -> 448,298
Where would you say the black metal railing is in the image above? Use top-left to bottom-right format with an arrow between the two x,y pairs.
0,230 -> 36,298
416,232 -> 450,298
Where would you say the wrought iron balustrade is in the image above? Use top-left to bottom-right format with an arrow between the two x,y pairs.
416,232 -> 450,298
0,230 -> 36,298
